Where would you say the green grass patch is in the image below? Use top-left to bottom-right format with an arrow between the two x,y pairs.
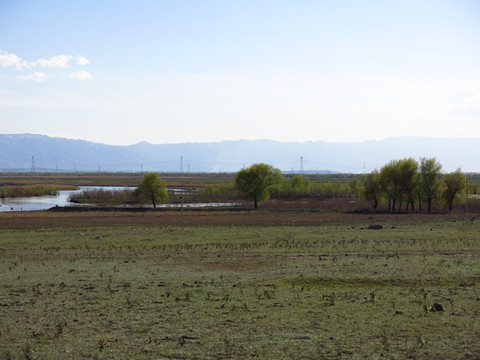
1,220 -> 480,359
282,275 -> 479,289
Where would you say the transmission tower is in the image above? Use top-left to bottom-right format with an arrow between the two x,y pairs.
300,157 -> 304,175
180,156 -> 184,174
31,155 -> 35,173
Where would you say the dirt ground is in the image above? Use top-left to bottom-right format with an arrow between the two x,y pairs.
0,207 -> 470,229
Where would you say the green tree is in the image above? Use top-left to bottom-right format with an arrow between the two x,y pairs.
397,158 -> 418,213
348,177 -> 362,199
418,157 -> 442,213
361,170 -> 381,210
443,169 -> 466,212
235,163 -> 283,209
379,160 -> 403,212
290,174 -> 311,196
135,172 -> 168,208
378,158 -> 419,212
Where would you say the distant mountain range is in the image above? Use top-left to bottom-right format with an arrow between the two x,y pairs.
0,134 -> 478,173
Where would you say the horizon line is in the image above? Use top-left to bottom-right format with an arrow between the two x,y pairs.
3,133 -> 480,147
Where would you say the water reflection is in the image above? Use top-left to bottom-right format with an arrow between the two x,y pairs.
0,186 -> 132,212
0,186 -> 237,212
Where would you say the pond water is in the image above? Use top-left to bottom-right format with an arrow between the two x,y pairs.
0,186 -> 237,212
0,186 -> 133,212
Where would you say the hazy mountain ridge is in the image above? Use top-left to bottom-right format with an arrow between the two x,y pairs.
0,134 -> 477,173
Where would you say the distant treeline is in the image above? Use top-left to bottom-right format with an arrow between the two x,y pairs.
198,158 -> 471,213
2,161 -> 475,213
276,158 -> 471,213
361,158 -> 473,213
68,158 -> 475,213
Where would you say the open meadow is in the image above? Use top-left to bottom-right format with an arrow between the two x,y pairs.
0,210 -> 479,359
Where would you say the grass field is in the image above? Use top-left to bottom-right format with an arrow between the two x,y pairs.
1,211 -> 479,359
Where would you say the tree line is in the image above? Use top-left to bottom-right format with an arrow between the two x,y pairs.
85,160 -> 470,212
233,159 -> 469,212
361,158 -> 466,212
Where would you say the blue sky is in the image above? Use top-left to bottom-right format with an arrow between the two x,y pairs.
1,0 -> 479,145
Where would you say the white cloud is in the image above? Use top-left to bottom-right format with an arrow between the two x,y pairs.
69,70 -> 92,81
18,72 -> 48,82
0,51 -> 25,69
1,51 -> 90,72
36,55 -> 73,68
448,90 -> 480,118
75,56 -> 90,65
447,90 -> 476,105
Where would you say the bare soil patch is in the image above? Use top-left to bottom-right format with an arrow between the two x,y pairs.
0,207 -> 465,229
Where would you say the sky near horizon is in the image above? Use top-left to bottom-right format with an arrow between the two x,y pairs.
1,0 -> 480,146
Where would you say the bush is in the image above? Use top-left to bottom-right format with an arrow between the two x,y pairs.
69,188 -> 138,205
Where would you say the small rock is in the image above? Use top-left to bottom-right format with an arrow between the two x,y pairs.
431,303 -> 444,312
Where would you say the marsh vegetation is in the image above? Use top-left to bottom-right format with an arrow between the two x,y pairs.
2,168 -> 479,213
